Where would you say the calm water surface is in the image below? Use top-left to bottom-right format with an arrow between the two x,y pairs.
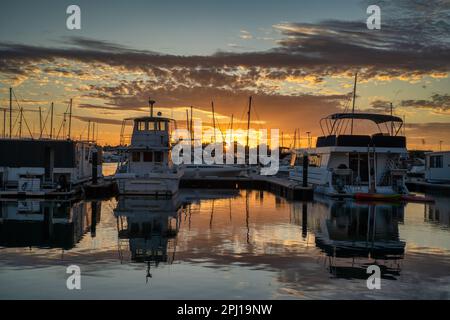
0,189 -> 449,299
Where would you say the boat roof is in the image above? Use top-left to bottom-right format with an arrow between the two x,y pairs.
327,113 -> 403,124
125,116 -> 172,122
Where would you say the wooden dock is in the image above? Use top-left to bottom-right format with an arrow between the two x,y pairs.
180,175 -> 313,200
406,178 -> 450,195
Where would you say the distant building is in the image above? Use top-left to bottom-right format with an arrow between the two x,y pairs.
425,151 -> 450,183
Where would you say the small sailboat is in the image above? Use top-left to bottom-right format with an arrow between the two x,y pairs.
114,100 -> 183,196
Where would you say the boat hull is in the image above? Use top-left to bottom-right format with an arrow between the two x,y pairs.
115,172 -> 182,196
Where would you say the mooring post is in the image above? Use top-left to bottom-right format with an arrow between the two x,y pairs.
92,150 -> 98,185
302,152 -> 308,188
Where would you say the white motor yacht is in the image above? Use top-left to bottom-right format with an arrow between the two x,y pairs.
114,100 -> 183,196
289,113 -> 409,198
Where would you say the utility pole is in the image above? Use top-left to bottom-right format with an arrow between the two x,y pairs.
439,140 -> 443,152
50,102 -> 54,139
68,98 -> 73,140
350,72 -> 358,135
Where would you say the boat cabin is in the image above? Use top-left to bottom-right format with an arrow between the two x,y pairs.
0,139 -> 101,193
425,151 -> 450,183
123,115 -> 173,173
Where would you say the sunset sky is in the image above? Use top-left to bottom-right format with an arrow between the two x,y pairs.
0,0 -> 449,149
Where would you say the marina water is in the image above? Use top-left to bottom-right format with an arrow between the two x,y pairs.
0,188 -> 449,299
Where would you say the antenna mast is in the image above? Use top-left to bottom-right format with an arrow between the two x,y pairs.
149,98 -> 155,117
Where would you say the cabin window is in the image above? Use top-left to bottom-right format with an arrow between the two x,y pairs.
160,121 -> 167,131
430,155 -> 443,168
132,152 -> 141,162
309,154 -> 322,167
137,121 -> 146,131
143,152 -> 153,162
147,121 -> 155,131
154,151 -> 163,163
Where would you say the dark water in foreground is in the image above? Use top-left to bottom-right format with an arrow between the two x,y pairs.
0,189 -> 449,300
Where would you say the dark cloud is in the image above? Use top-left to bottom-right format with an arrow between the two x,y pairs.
1,0 -> 449,82
401,93 -> 450,112
73,115 -> 123,126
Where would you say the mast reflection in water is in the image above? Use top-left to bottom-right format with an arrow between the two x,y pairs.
0,190 -> 449,299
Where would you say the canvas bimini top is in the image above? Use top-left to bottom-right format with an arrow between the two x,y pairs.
319,112 -> 404,137
316,112 -> 406,148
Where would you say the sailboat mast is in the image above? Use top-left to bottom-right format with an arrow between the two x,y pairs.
68,98 -> 73,140
39,107 -> 42,138
2,109 -> 5,138
246,96 -> 252,149
50,102 -> 54,139
87,120 -> 91,142
230,113 -> 234,144
9,87 -> 12,138
190,106 -> 193,138
211,101 -> 216,143
350,72 -> 358,134
19,109 -> 22,138
390,102 -> 394,136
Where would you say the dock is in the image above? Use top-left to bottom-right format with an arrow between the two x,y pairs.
406,178 -> 450,195
180,175 -> 313,201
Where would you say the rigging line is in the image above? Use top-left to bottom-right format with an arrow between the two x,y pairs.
12,90 -> 34,138
56,101 -> 70,139
41,105 -> 51,137
11,112 -> 20,135
336,95 -> 351,135
21,111 -> 34,138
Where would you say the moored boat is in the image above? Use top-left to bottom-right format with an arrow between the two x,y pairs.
114,100 -> 183,196
289,112 -> 409,197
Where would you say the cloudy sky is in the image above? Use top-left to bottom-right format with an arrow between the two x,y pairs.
0,0 -> 449,148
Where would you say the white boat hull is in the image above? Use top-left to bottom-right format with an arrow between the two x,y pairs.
181,165 -> 246,178
115,172 -> 182,196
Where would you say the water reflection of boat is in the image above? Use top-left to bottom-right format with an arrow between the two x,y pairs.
0,199 -> 100,249
424,195 -> 450,228
114,196 -> 182,281
310,197 -> 405,280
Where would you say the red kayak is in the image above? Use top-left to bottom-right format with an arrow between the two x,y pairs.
354,193 -> 435,203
